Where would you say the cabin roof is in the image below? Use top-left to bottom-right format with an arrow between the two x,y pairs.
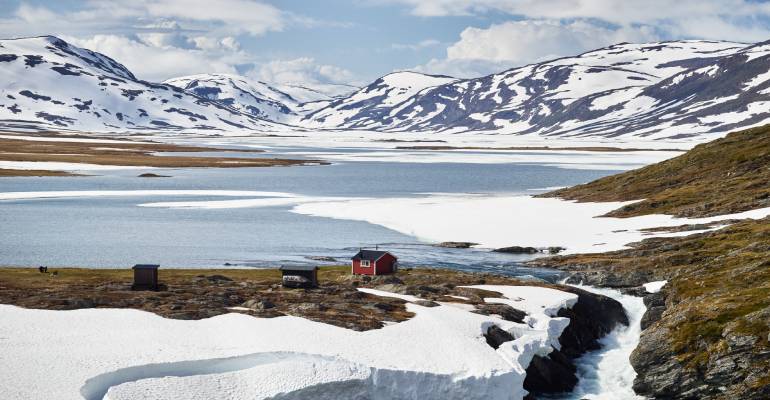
279,265 -> 319,272
351,250 -> 394,261
132,264 -> 160,270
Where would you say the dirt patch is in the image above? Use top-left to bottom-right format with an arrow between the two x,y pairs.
0,266 -> 548,331
0,135 -> 326,176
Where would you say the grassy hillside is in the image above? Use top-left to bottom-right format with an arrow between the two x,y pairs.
541,125 -> 770,218
535,126 -> 770,398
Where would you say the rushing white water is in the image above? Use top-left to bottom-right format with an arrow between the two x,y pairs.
559,285 -> 647,400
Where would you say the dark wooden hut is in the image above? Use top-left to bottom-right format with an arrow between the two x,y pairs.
280,265 -> 318,288
132,264 -> 160,290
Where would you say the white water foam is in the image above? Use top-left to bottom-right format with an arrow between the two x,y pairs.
560,285 -> 646,400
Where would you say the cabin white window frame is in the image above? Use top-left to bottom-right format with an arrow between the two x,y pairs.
360,260 -> 371,267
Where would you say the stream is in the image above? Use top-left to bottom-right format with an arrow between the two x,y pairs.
555,285 -> 646,400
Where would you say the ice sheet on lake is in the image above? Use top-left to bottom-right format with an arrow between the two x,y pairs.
292,194 -> 770,254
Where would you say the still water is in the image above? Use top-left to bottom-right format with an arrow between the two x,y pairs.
0,149 -> 617,279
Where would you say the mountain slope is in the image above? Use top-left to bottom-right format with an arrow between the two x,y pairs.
164,73 -> 300,122
302,71 -> 459,129
542,124 -> 770,217
304,40 -> 770,140
0,36 -> 278,132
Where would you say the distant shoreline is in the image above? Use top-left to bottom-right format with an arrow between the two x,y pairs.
0,133 -> 325,177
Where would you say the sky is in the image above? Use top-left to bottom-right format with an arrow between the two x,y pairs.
2,0 -> 770,86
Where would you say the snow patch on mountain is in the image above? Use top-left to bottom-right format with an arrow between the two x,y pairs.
0,36 -> 279,133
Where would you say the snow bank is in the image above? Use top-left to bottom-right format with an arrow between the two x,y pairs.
0,284 -> 579,400
0,190 -> 298,201
0,161 -> 153,171
292,194 -> 770,254
643,281 -> 668,294
286,149 -> 680,171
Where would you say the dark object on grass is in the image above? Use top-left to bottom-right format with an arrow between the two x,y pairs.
132,264 -> 160,290
493,246 -> 540,254
435,241 -> 478,248
279,265 -> 318,288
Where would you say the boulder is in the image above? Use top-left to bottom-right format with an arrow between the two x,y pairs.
241,299 -> 275,310
493,246 -> 540,254
435,241 -> 478,248
523,350 -> 578,394
474,303 -> 527,323
484,325 -> 514,349
556,286 -> 629,357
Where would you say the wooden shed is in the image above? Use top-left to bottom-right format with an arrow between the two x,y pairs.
280,265 -> 318,288
132,264 -> 159,290
351,250 -> 398,276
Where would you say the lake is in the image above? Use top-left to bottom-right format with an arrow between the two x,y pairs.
0,145 -> 642,280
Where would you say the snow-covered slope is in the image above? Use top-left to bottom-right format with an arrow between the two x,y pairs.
164,73 -> 300,122
304,40 -> 770,140
0,36 -> 279,132
4,36 -> 770,141
303,71 -> 459,128
164,74 -> 360,122
277,82 -> 359,103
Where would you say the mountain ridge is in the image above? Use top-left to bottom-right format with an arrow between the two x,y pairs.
3,35 -> 770,142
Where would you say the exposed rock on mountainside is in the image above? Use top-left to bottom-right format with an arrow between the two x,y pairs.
5,36 -> 770,141
303,40 -> 770,140
533,124 -> 770,399
0,36 -> 279,132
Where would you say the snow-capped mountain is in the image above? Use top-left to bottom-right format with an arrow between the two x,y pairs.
4,36 -> 770,141
303,71 -> 458,129
303,40 -> 770,139
163,74 -> 359,123
0,36 -> 279,132
277,82 -> 359,104
164,74 -> 301,122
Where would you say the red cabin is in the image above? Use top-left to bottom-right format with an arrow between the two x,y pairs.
351,250 -> 398,275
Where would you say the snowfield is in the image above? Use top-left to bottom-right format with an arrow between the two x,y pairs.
0,285 -> 579,400
292,195 -> 770,254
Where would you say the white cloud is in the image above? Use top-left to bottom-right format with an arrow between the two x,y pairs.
447,20 -> 656,64
65,35 -> 244,81
0,1 -> 359,85
384,0 -> 770,42
411,19 -> 657,78
391,39 -> 442,51
253,57 -> 357,85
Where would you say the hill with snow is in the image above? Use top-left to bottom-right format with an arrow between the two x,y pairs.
303,40 -> 770,140
0,36 -> 280,133
3,36 -> 770,141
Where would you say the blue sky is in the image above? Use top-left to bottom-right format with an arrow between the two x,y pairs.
2,0 -> 770,85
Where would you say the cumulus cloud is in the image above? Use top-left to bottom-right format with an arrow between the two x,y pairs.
447,20 -> 656,64
252,58 -> 357,85
383,0 -> 770,42
0,1 -> 359,84
65,35 -> 245,80
411,20 -> 657,78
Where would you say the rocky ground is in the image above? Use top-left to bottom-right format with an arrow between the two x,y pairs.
532,125 -> 770,399
0,265 -> 628,397
531,218 -> 770,399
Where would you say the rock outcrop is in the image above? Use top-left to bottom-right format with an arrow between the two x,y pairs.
524,287 -> 628,396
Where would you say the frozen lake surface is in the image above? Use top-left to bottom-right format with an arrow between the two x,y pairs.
0,145 -> 629,278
